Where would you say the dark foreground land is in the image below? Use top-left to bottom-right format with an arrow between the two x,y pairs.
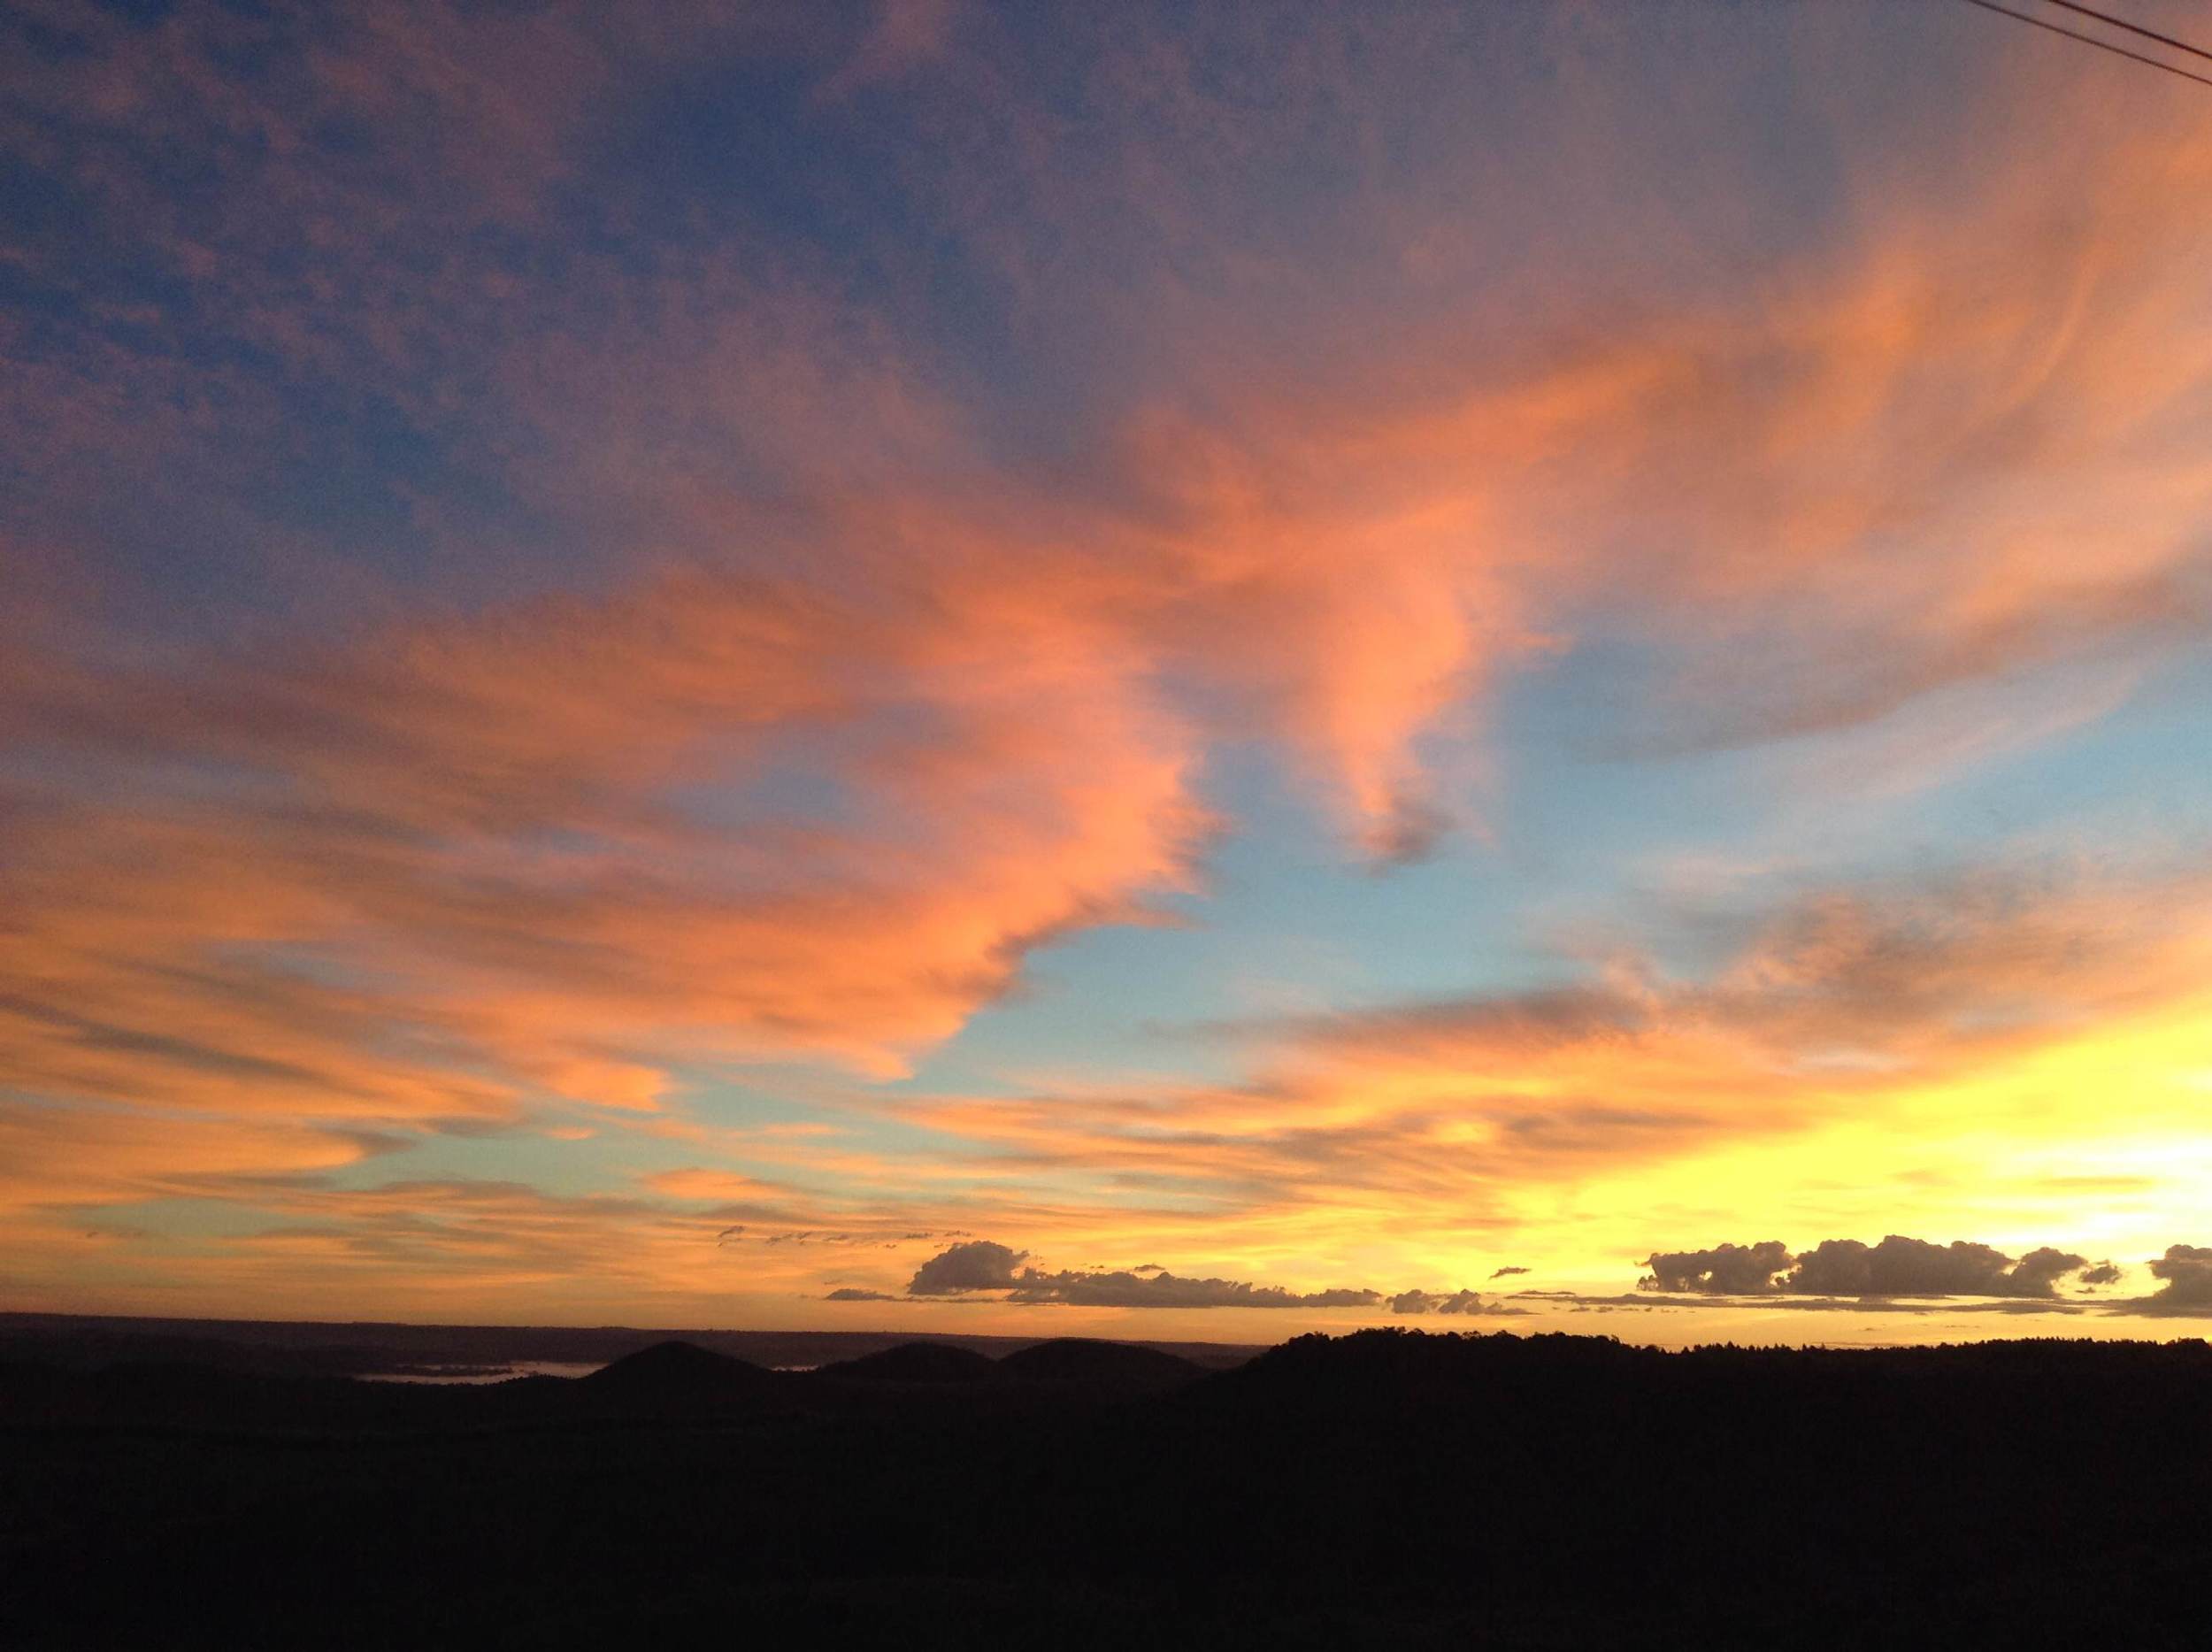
0,1310 -> 1263,1378
4,1325 -> 2208,1649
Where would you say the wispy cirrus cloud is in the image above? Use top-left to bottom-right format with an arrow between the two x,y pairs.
893,854 -> 2212,1249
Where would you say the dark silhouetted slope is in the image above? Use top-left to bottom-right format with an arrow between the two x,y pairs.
0,1310 -> 1264,1381
6,1327 -> 2211,1649
817,1340 -> 999,1384
997,1337 -> 1202,1391
578,1339 -> 773,1407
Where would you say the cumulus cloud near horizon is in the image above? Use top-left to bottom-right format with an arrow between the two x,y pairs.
869,1238 -> 1525,1314
850,1234 -> 2212,1323
2140,1245 -> 2212,1313
1640,1235 -> 2118,1300
1389,1288 -> 1525,1318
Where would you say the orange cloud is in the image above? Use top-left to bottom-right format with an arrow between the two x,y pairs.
2,553 -> 1211,1124
0,1101 -> 387,1212
881,855 -> 2212,1272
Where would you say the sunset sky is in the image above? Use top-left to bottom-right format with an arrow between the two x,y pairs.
5,0 -> 2211,1343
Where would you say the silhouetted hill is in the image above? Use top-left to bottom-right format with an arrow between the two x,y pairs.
817,1340 -> 1000,1384
0,1310 -> 1263,1379
1192,1324 -> 1646,1415
579,1340 -> 772,1405
997,1337 -> 1202,1390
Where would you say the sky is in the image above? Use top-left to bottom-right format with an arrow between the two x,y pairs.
4,0 -> 2212,1345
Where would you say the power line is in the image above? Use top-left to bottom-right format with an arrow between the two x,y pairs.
2039,0 -> 2212,65
1955,0 -> 2212,89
